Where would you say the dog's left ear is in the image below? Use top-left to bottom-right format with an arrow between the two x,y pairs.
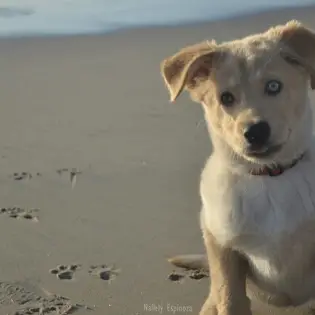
278,20 -> 315,89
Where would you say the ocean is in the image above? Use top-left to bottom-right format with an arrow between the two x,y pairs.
0,0 -> 314,37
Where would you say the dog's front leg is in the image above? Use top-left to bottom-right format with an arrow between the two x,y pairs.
200,229 -> 251,315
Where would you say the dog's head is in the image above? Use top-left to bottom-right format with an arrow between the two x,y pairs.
161,20 -> 315,165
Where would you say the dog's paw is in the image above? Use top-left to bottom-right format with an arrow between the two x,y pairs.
200,298 -> 252,315
199,298 -> 217,315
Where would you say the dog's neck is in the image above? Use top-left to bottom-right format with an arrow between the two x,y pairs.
249,154 -> 305,176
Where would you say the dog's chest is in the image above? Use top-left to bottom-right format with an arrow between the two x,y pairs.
202,160 -> 315,281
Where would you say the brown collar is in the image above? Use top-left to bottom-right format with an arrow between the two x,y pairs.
250,154 -> 304,177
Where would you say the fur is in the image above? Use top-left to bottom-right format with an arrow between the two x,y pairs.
161,20 -> 315,314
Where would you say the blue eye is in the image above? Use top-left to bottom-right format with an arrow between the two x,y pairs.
220,91 -> 235,106
265,80 -> 282,96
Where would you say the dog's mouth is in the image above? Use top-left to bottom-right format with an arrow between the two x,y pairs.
246,144 -> 283,158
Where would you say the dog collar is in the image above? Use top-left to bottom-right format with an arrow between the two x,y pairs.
250,154 -> 304,177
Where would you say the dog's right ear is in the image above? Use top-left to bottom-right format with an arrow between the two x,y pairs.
160,40 -> 218,102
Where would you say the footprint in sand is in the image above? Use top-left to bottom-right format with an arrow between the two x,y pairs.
88,264 -> 120,282
56,168 -> 82,177
167,270 -> 208,282
56,168 -> 82,188
10,172 -> 41,181
0,207 -> 39,222
0,281 -> 89,315
49,264 -> 81,281
188,270 -> 208,280
168,272 -> 185,282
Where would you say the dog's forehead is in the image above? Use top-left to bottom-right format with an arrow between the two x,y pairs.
215,36 -> 282,85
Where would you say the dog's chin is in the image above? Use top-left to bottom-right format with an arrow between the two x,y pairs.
241,144 -> 284,163
247,144 -> 283,158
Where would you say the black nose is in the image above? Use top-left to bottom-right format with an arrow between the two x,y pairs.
244,121 -> 271,146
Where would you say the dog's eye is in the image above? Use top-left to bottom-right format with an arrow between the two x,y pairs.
220,92 -> 235,106
265,80 -> 282,96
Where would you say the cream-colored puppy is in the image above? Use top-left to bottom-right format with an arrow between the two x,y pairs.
161,21 -> 315,315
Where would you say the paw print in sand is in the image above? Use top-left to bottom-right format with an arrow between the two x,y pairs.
49,264 -> 80,280
56,168 -> 82,188
0,207 -> 39,222
168,271 -> 185,282
167,270 -> 208,283
10,172 -> 42,181
188,270 -> 208,280
88,264 -> 120,282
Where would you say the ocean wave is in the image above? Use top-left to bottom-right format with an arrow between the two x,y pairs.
0,0 -> 314,37
0,6 -> 34,18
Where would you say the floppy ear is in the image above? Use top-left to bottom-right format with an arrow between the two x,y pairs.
278,20 -> 315,89
160,40 -> 218,102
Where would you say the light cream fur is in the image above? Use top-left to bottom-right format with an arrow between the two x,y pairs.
161,20 -> 315,314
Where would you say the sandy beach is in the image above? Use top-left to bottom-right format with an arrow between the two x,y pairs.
1,5 -> 315,315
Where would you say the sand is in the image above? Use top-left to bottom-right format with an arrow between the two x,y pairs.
0,5 -> 315,315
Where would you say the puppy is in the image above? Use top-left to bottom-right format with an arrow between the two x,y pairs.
160,20 -> 315,315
